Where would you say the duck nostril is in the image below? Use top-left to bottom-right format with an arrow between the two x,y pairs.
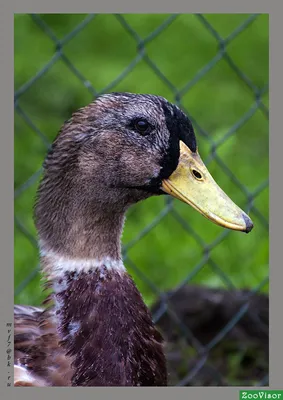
192,169 -> 202,180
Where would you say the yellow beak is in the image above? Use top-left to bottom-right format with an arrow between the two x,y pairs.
162,142 -> 253,233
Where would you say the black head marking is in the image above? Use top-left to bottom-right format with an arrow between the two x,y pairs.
162,102 -> 197,153
154,102 -> 196,183
135,99 -> 197,193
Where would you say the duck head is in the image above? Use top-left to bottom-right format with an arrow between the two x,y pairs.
35,92 -> 253,262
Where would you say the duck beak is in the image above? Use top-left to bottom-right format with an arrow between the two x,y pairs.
161,142 -> 253,233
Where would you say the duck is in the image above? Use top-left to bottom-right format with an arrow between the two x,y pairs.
14,92 -> 253,387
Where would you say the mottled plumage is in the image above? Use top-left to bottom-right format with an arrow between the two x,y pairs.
14,305 -> 73,386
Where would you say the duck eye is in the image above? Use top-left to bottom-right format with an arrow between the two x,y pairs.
133,119 -> 151,135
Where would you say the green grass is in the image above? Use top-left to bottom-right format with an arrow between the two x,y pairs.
14,13 -> 269,307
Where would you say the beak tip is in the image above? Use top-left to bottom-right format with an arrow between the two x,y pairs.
242,213 -> 254,233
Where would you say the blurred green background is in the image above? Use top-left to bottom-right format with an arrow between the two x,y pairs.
14,13 -> 269,308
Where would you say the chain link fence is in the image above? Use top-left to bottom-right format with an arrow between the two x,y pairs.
14,14 -> 269,387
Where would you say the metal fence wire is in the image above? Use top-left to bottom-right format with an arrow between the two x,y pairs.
14,14 -> 269,387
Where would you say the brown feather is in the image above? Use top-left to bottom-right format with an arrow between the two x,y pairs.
14,305 -> 73,386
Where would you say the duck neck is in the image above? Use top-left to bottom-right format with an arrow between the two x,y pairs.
42,255 -> 167,386
38,205 -> 125,261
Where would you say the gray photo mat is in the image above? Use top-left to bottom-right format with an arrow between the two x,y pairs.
2,2 -> 279,400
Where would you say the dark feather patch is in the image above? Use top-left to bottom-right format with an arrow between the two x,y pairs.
146,101 -> 197,188
162,102 -> 197,153
54,268 -> 167,386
